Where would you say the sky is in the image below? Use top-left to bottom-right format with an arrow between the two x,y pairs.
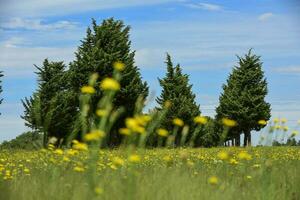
0,0 -> 300,144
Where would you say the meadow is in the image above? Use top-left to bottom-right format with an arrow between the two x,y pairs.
0,147 -> 300,200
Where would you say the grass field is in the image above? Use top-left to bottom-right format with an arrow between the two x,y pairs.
0,147 -> 299,200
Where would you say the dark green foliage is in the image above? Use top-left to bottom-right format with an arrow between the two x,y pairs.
22,59 -> 77,146
216,50 -> 271,146
194,117 -> 219,147
0,71 -> 3,115
272,138 -> 300,146
156,54 -> 200,146
0,131 -> 43,150
68,18 -> 148,146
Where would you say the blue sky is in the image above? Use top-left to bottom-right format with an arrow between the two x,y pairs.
0,0 -> 299,144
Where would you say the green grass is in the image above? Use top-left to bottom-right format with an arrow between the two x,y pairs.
0,147 -> 300,200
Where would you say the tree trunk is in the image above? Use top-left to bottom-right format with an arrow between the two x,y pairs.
235,135 -> 240,146
244,130 -> 251,147
247,132 -> 252,146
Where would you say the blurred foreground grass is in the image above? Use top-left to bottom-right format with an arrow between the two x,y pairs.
0,147 -> 299,200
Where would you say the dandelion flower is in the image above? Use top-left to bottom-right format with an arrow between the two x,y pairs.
194,116 -> 208,125
113,61 -> 125,71
84,130 -> 105,141
157,128 -> 169,137
100,78 -> 120,91
258,120 -> 267,125
222,118 -> 237,127
173,118 -> 184,127
217,151 -> 229,160
208,176 -> 218,185
119,128 -> 131,136
128,154 -> 141,163
94,187 -> 103,195
73,142 -> 88,151
81,86 -> 95,94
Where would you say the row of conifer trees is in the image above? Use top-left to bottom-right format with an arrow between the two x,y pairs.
20,18 -> 271,147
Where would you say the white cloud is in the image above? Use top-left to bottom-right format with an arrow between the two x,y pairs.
185,2 -> 223,11
0,0 -> 176,18
274,66 -> 300,74
1,18 -> 78,31
258,12 -> 274,21
0,45 -> 76,76
1,37 -> 25,48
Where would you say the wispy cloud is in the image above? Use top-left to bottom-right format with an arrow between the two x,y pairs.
1,18 -> 78,31
258,12 -> 274,21
0,45 -> 76,76
0,0 -> 176,18
185,2 -> 223,11
274,66 -> 300,74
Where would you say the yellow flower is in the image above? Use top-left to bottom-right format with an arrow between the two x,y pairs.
125,118 -> 145,134
100,78 -> 120,91
163,155 -> 172,162
194,116 -> 208,125
96,109 -> 108,117
112,157 -> 125,166
157,128 -> 169,137
54,149 -> 64,155
113,61 -> 125,71
84,130 -> 105,141
73,166 -> 85,172
222,118 -> 237,127
208,176 -> 218,185
246,175 -> 252,179
173,118 -> 184,127
273,118 -> 279,123
258,120 -> 267,125
94,187 -> 103,195
281,118 -> 287,123
128,154 -> 141,163
81,86 -> 95,94
73,142 -> 88,151
282,126 -> 289,132
24,168 -> 30,173
291,131 -> 299,137
229,158 -> 238,165
119,128 -> 131,136
238,151 -> 252,160
217,151 -> 229,160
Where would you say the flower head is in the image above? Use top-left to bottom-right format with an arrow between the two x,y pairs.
194,116 -> 208,125
208,176 -> 218,185
157,128 -> 169,137
173,118 -> 184,127
128,154 -> 141,163
81,86 -> 95,94
113,61 -> 125,71
84,130 -> 105,141
258,120 -> 267,125
100,78 -> 120,91
222,118 -> 237,127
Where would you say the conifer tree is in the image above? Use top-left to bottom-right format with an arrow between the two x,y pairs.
156,54 -> 200,146
22,59 -> 77,146
216,50 -> 271,146
68,18 -> 148,146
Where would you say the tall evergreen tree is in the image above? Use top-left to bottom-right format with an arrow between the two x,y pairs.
0,71 -> 3,115
156,54 -> 200,146
22,59 -> 77,146
216,50 -> 271,146
68,18 -> 148,146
